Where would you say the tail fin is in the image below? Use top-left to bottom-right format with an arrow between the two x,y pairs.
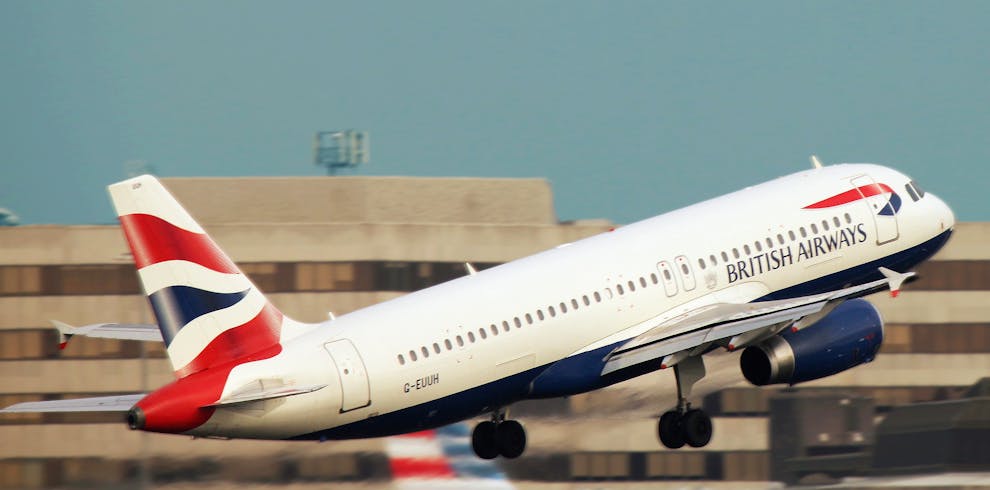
108,175 -> 284,378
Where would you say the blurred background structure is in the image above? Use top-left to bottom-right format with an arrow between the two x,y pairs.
0,175 -> 988,489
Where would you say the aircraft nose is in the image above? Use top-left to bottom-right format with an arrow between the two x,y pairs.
930,193 -> 955,232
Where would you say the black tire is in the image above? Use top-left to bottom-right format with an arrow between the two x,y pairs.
658,410 -> 685,449
682,409 -> 713,448
496,419 -> 527,459
471,421 -> 499,459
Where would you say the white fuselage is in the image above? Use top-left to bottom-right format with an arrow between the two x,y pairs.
197,164 -> 954,439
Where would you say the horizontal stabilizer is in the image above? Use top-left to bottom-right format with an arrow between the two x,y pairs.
206,380 -> 326,407
1,394 -> 145,413
51,320 -> 162,349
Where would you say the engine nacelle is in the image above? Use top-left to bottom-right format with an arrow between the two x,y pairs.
740,298 -> 883,386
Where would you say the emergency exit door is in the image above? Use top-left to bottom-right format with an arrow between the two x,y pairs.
324,339 -> 371,413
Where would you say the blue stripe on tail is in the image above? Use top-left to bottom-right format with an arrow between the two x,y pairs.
148,286 -> 249,345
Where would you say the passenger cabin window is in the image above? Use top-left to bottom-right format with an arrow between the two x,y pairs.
810,223 -> 819,234
800,227 -> 807,238
616,284 -> 625,295
822,220 -> 829,231
732,248 -> 740,259
721,251 -> 729,262
479,328 -> 487,339
422,346 -> 429,357
777,234 -> 785,245
833,217 -> 841,227
514,317 -> 522,328
526,313 -> 533,324
398,354 -> 405,365
433,343 -> 441,354
743,244 -> 751,255
490,324 -> 498,336
409,350 -> 418,361
789,230 -> 796,241
583,295 -> 591,305
456,335 -> 464,347
754,241 -> 762,253
548,306 -> 556,317
468,332 -> 476,343
766,238 -> 773,248
698,258 -> 706,269
844,213 -> 852,223
651,273 -> 660,284
560,302 -> 567,313
445,339 -> 453,350
709,255 -> 717,267
627,280 -> 635,292
571,299 -> 579,309
594,292 -> 602,302
537,310 -> 545,321
503,320 -> 510,332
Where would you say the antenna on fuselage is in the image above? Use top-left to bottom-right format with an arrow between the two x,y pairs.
810,155 -> 824,169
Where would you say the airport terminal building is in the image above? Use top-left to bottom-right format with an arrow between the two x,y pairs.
1,176 -> 988,488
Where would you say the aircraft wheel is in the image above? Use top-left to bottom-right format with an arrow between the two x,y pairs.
682,409 -> 713,448
496,419 -> 527,459
471,421 -> 499,459
658,410 -> 685,449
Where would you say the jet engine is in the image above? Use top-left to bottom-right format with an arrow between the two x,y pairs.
740,298 -> 883,386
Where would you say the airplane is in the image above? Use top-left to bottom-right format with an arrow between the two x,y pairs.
2,162 -> 954,461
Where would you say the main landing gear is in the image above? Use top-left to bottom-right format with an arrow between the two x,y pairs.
658,355 -> 713,449
471,410 -> 527,459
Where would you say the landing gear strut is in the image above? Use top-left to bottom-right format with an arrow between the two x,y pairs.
658,355 -> 713,449
471,410 -> 527,459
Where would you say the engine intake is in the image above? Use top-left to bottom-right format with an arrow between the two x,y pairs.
740,298 -> 883,386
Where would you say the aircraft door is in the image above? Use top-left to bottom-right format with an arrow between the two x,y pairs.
674,255 -> 697,291
656,261 -> 679,297
850,175 -> 899,245
324,339 -> 371,413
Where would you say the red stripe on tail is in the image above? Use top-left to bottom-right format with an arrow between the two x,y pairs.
119,213 -> 239,273
174,303 -> 283,378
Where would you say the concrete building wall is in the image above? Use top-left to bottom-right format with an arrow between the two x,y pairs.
161,175 -> 559,225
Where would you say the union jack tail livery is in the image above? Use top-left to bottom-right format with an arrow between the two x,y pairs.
109,175 -> 285,379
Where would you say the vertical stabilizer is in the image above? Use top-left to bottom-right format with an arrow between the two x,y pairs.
108,175 -> 284,378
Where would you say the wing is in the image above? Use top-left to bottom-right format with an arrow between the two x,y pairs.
1,394 -> 145,413
602,269 -> 913,375
52,320 -> 161,349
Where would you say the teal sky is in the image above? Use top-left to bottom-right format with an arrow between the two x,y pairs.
1,1 -> 987,225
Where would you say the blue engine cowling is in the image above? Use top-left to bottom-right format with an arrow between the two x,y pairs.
740,298 -> 883,386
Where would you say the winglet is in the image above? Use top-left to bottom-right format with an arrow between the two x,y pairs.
879,267 -> 915,298
50,320 -> 75,350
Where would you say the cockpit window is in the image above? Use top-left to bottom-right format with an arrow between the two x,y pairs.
910,180 -> 925,198
905,183 -> 920,202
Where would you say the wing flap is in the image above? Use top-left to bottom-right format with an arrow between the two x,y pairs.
1,394 -> 145,413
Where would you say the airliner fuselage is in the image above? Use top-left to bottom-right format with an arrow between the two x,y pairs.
181,164 -> 953,441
